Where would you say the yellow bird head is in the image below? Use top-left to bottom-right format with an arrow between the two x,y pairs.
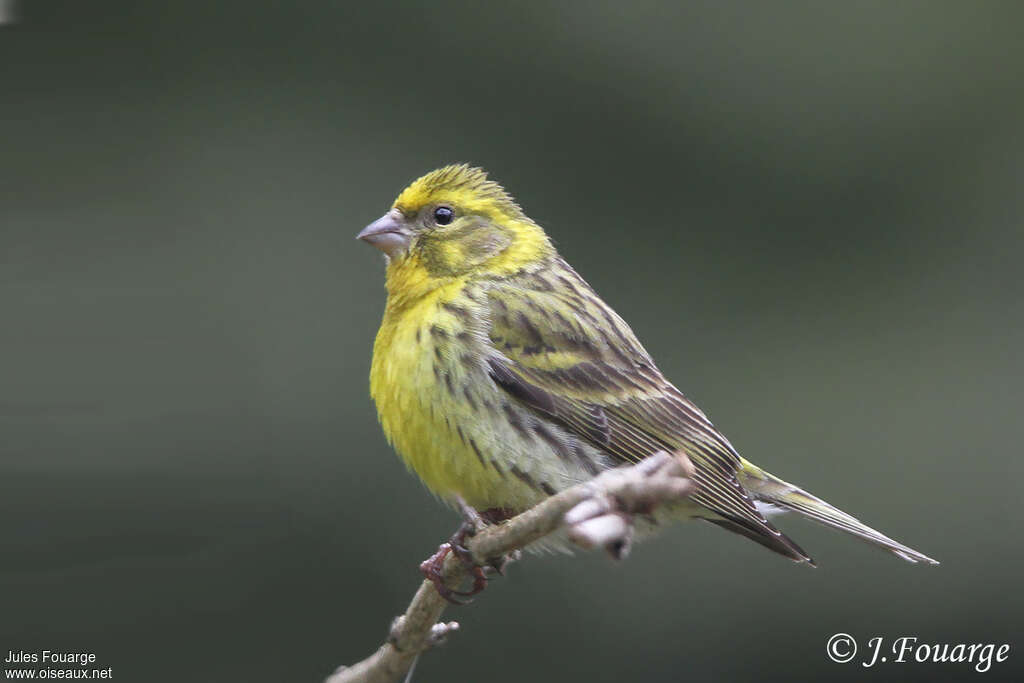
358,165 -> 553,278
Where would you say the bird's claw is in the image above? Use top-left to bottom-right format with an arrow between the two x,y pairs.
419,521 -> 488,605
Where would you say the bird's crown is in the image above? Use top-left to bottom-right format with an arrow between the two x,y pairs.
393,164 -> 524,219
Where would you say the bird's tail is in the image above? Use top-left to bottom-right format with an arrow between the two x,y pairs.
737,458 -> 939,565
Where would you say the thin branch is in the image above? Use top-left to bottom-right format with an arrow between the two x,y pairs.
327,451 -> 695,683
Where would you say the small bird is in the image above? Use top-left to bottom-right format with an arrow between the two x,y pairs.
359,165 -> 936,591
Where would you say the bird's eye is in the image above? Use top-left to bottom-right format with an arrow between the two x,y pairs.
433,206 -> 454,225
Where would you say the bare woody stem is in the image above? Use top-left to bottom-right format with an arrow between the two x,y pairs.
327,451 -> 695,683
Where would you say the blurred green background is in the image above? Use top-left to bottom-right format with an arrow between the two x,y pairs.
3,2 -> 1022,681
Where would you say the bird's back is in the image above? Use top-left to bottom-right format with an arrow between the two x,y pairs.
479,256 -> 815,562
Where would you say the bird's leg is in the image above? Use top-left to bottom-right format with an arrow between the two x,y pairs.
418,497 -> 490,604
453,501 -> 523,576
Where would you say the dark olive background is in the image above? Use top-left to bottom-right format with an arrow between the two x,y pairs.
3,2 -> 1023,681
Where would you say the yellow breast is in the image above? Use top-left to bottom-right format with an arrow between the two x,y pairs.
369,255 -> 610,511
368,259 -> 514,507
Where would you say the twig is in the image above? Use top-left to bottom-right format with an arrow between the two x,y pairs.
326,451 -> 695,683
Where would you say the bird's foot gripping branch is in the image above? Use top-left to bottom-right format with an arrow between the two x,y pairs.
327,451 -> 695,683
418,516 -> 490,605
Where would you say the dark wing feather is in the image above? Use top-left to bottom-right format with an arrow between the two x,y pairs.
485,260 -> 813,564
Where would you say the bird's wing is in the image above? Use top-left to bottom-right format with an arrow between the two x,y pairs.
483,260 -> 812,563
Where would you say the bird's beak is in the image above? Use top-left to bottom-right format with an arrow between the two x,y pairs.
357,209 -> 411,257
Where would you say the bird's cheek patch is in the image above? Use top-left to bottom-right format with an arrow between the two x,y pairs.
457,227 -> 513,267
421,222 -> 513,276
